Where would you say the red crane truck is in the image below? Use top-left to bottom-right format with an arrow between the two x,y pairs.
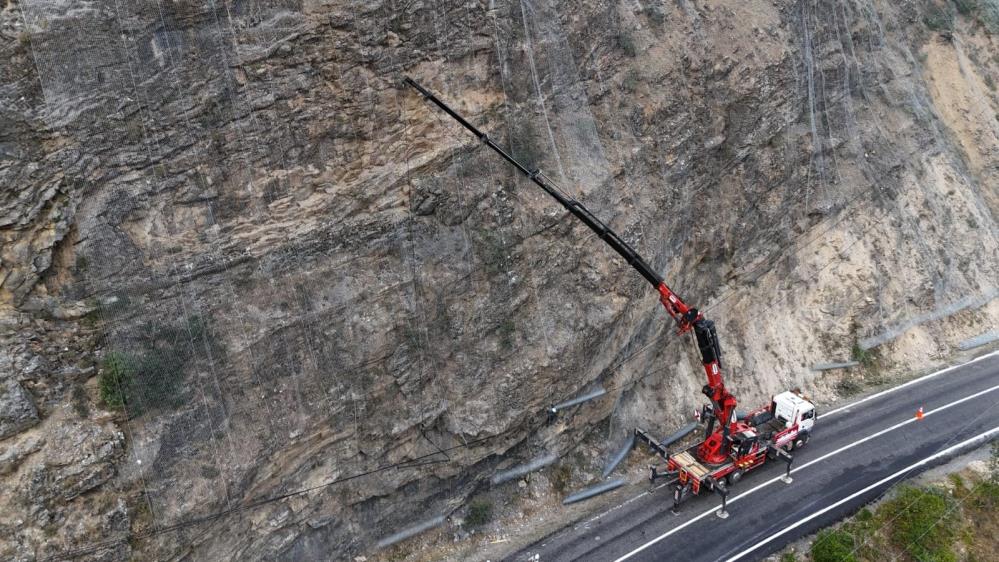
404,77 -> 816,515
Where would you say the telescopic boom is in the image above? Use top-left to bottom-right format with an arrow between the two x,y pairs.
404,77 -> 663,288
404,77 -> 737,464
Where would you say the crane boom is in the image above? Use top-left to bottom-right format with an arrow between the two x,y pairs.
404,77 -> 663,287
404,77 -> 737,464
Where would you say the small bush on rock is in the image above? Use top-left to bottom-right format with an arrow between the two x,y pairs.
466,499 -> 493,527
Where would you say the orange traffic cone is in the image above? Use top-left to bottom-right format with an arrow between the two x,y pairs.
915,407 -> 924,420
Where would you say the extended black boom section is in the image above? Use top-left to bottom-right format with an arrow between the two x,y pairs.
403,77 -> 664,289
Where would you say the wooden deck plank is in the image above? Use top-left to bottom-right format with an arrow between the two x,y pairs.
673,451 -> 710,479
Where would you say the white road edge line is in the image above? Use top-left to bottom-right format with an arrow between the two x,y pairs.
613,381 -> 999,562
821,350 -> 998,418
723,425 -> 999,562
580,351 -> 999,530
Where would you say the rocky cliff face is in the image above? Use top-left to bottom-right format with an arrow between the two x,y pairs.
1,0 -> 997,560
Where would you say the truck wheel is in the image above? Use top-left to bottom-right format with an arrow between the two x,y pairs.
726,469 -> 744,486
794,434 -> 810,449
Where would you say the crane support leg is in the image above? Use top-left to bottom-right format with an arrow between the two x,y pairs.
708,477 -> 730,519
770,445 -> 794,484
671,481 -> 692,515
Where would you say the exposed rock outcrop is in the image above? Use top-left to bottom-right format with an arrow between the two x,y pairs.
0,0 -> 997,560
0,380 -> 40,440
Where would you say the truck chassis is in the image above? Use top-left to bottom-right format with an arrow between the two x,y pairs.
636,391 -> 813,513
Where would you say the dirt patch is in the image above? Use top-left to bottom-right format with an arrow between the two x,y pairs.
922,34 -> 999,176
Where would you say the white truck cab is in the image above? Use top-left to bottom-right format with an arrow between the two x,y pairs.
772,390 -> 816,433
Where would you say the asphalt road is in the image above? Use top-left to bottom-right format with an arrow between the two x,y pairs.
510,350 -> 999,562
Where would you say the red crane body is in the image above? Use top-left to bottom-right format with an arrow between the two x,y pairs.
656,283 -> 737,465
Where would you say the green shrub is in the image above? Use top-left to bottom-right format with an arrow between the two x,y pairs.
977,478 -> 999,508
948,472 -> 966,492
811,529 -> 857,562
836,377 -> 863,396
850,509 -> 877,539
953,0 -> 978,16
924,4 -> 956,30
979,0 -> 999,33
851,342 -> 867,364
976,442 -> 999,507
645,6 -> 666,25
96,314 -> 206,414
883,486 -> 958,562
551,464 -> 572,493
851,342 -> 880,372
622,70 -> 641,93
133,350 -> 185,412
466,499 -> 493,527
497,318 -> 516,350
617,32 -> 638,57
99,352 -> 134,410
